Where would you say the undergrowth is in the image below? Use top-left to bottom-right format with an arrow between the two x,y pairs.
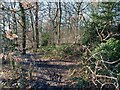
38,44 -> 83,60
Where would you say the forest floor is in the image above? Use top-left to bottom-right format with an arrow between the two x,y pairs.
1,52 -> 81,89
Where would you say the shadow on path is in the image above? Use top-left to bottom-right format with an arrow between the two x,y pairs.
19,53 -> 80,89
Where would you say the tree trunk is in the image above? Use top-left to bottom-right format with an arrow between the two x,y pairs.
35,2 -> 39,50
13,3 -> 18,46
29,9 -> 36,52
19,3 -> 26,54
57,1 -> 62,45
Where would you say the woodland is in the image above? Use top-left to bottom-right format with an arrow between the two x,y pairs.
0,0 -> 120,90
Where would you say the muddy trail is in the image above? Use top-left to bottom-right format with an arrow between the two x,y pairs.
1,53 -> 80,89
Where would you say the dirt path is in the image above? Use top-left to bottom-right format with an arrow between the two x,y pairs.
19,53 -> 80,89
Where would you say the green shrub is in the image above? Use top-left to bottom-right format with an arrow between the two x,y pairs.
92,38 -> 120,77
39,44 -> 82,59
41,33 -> 50,46
71,77 -> 89,89
63,46 -> 74,55
62,44 -> 82,56
93,38 -> 120,62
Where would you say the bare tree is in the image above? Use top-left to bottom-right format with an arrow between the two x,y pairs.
48,2 -> 58,45
19,2 -> 26,54
35,2 -> 39,50
11,2 -> 18,46
29,7 -> 36,52
57,0 -> 62,45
